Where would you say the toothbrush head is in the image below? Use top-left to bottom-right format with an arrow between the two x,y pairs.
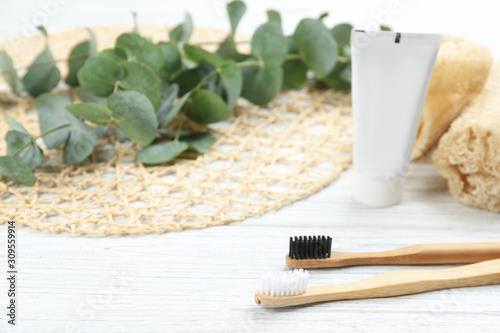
289,236 -> 332,259
259,269 -> 309,297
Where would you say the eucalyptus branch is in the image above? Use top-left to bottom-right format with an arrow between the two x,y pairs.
11,123 -> 71,157
194,69 -> 219,90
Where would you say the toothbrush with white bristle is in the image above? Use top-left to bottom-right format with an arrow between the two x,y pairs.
255,259 -> 500,308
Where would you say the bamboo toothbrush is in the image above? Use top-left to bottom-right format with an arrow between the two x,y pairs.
286,236 -> 500,269
256,259 -> 500,308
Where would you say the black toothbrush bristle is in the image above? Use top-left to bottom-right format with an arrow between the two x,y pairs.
289,235 -> 332,259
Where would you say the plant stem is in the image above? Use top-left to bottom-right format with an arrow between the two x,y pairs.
174,117 -> 184,142
237,60 -> 261,68
284,53 -> 302,61
194,69 -> 219,90
11,123 -> 71,157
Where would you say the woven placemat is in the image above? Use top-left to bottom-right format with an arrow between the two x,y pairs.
0,25 -> 352,235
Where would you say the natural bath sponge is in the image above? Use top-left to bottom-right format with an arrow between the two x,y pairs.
433,62 -> 500,213
412,35 -> 493,160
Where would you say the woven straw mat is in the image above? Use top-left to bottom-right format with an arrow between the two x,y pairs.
0,24 -> 352,235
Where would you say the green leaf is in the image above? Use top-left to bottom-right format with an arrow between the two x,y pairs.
294,18 -> 338,79
251,22 -> 287,67
0,51 -> 23,93
35,93 -> 98,163
66,28 -> 98,87
119,62 -> 162,108
160,91 -> 191,128
169,13 -> 193,43
321,62 -> 351,91
115,33 -> 165,71
156,83 -> 179,127
66,103 -> 113,125
63,116 -> 99,165
158,42 -> 181,75
185,89 -> 232,124
66,41 -> 91,87
380,25 -> 392,31
132,12 -> 139,34
75,86 -> 108,106
37,26 -> 48,38
34,93 -> 71,149
180,132 -> 213,153
6,131 -> 43,170
98,49 -> 127,63
173,62 -> 214,95
219,60 -> 242,108
227,1 -> 246,33
340,64 -> 351,83
282,36 -> 307,88
5,115 -> 30,135
183,44 -> 224,68
136,140 -> 188,165
107,91 -> 158,146
0,156 -> 36,186
216,36 -> 248,62
331,23 -> 353,47
22,47 -> 61,97
318,12 -> 329,20
241,64 -> 282,106
267,10 -> 281,26
77,57 -> 124,97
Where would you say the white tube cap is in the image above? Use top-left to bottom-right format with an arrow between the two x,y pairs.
352,171 -> 404,207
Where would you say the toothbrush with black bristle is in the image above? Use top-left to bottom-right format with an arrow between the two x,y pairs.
286,236 -> 500,269
255,259 -> 500,308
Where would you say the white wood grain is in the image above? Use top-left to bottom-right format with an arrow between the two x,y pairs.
1,164 -> 500,332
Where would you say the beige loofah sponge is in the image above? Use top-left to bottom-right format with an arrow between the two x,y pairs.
433,62 -> 500,213
412,35 -> 494,160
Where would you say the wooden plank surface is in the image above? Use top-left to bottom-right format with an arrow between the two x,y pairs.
1,164 -> 500,332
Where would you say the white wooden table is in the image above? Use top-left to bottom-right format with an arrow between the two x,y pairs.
2,1 -> 500,332
1,164 -> 500,332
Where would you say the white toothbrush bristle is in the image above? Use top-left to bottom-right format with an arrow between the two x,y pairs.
259,269 -> 309,296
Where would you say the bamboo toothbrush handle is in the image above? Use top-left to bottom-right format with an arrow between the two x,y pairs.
286,242 -> 500,268
257,259 -> 500,308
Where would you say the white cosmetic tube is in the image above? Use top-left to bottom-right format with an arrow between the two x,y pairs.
351,30 -> 441,207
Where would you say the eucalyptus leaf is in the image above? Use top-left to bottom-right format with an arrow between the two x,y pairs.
321,62 -> 351,91
0,156 -> 36,186
241,64 -> 282,106
169,13 -> 193,43
0,51 -> 23,93
219,60 -> 242,108
380,25 -> 392,31
107,91 -> 158,146
158,41 -> 181,76
6,131 -> 43,170
37,26 -> 48,38
98,49 -> 127,63
34,93 -> 72,149
173,62 -> 214,95
267,10 -> 281,26
66,103 -> 113,125
331,23 -> 353,47
215,36 -> 247,62
160,91 -> 191,128
183,44 -> 224,68
5,115 -> 30,135
185,89 -> 232,124
22,47 -> 61,97
35,93 -> 98,163
119,61 -> 162,108
282,36 -> 307,88
251,21 -> 287,67
340,64 -> 351,83
136,140 -> 188,165
75,86 -> 108,106
227,1 -> 246,33
77,57 -> 124,97
180,132 -> 213,153
156,83 -> 179,127
115,33 -> 165,71
66,28 -> 98,87
294,18 -> 338,79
